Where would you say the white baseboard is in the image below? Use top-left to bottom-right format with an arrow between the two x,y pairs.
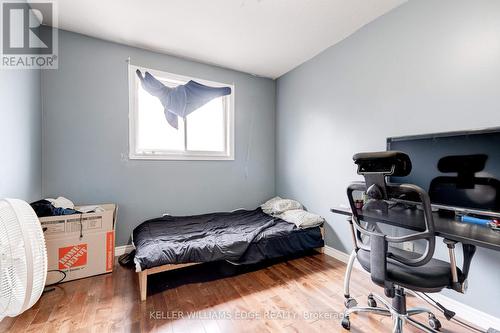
323,245 -> 351,263
323,245 -> 500,331
115,244 -> 134,256
324,245 -> 363,270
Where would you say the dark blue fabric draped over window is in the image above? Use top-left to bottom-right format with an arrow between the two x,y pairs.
136,70 -> 232,129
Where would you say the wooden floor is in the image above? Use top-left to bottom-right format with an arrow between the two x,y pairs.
1,252 -> 471,333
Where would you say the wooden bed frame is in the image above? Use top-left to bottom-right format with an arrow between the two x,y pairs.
138,226 -> 325,301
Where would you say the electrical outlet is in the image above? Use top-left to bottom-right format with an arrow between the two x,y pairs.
403,242 -> 414,252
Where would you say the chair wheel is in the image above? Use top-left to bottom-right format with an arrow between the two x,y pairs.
367,297 -> 377,308
428,317 -> 441,330
344,298 -> 357,308
341,317 -> 351,330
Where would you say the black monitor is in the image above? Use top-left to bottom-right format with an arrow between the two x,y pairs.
387,128 -> 500,214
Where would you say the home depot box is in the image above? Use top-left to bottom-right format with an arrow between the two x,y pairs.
40,204 -> 117,285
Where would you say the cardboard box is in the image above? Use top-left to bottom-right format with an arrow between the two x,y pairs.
40,204 -> 117,285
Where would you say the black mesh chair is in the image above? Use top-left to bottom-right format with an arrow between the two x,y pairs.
341,151 -> 475,333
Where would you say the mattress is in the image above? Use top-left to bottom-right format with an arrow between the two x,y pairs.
132,208 -> 324,271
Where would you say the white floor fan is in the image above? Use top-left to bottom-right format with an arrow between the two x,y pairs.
0,199 -> 47,321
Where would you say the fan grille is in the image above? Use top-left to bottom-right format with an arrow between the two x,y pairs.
0,199 -> 47,319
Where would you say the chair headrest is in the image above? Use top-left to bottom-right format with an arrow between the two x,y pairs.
353,151 -> 412,177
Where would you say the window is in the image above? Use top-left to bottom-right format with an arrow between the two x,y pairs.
129,65 -> 234,160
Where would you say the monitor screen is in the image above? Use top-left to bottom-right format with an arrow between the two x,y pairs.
387,128 -> 500,213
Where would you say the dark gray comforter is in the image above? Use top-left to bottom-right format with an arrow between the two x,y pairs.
132,208 -> 323,270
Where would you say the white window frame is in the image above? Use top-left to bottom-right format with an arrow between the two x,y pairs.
128,64 -> 235,160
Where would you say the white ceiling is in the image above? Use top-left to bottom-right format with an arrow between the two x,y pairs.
48,0 -> 406,79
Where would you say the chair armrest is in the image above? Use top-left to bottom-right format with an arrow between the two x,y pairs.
350,214 -> 435,267
370,234 -> 388,285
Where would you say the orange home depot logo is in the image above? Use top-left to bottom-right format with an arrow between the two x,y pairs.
106,231 -> 114,271
58,244 -> 88,270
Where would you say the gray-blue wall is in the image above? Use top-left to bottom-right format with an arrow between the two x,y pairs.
41,30 -> 276,246
0,69 -> 41,201
276,0 -> 500,317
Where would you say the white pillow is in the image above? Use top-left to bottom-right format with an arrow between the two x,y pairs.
278,209 -> 325,229
261,196 -> 282,213
269,199 -> 302,215
261,197 -> 303,215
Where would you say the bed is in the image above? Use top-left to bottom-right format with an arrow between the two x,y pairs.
132,207 -> 324,301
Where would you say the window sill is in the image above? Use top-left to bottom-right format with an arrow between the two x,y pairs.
129,153 -> 235,161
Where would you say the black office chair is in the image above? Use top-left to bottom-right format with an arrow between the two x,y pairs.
341,151 -> 475,333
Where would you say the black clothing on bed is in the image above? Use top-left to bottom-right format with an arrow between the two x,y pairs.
132,208 -> 323,270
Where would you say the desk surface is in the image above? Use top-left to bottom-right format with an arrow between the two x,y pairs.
331,206 -> 500,252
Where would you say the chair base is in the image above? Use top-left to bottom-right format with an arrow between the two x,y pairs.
342,250 -> 444,332
342,289 -> 442,333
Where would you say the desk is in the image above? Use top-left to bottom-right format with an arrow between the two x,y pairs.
331,206 -> 500,252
